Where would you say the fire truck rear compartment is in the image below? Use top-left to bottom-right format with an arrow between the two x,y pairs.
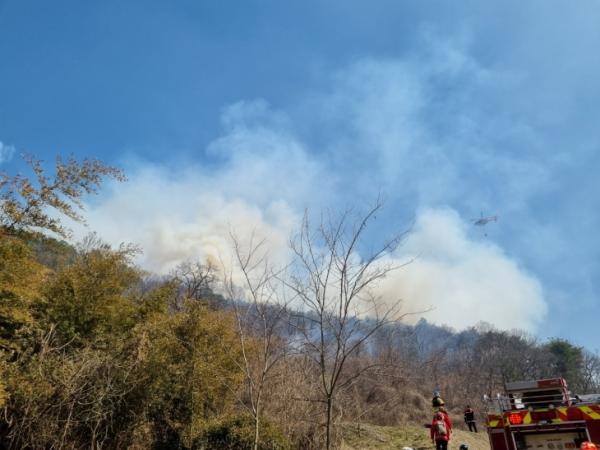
514,431 -> 589,450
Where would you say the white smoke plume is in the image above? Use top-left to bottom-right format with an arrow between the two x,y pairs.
74,45 -> 549,332
76,176 -> 546,331
379,208 -> 546,331
75,167 -> 300,275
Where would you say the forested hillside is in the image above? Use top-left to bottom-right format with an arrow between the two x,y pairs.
2,157 -> 599,449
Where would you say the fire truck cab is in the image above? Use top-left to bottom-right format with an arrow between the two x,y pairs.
486,378 -> 600,450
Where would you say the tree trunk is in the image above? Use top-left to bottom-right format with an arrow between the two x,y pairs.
253,398 -> 261,450
325,395 -> 333,450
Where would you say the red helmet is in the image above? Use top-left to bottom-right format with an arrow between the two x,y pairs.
581,442 -> 597,450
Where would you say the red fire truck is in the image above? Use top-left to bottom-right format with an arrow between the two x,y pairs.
486,378 -> 600,450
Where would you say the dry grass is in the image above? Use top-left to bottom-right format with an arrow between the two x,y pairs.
341,423 -> 490,450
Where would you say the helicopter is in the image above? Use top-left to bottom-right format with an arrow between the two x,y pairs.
472,212 -> 498,236
472,212 -> 498,226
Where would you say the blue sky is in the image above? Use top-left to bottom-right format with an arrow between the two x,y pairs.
1,1 -> 599,348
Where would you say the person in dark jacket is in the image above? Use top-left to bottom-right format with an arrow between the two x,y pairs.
431,410 -> 452,450
464,405 -> 477,432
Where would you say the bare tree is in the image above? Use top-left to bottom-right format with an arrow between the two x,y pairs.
222,232 -> 291,450
172,259 -> 217,305
286,202 -> 411,449
581,351 -> 600,394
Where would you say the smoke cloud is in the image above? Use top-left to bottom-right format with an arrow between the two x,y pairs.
379,208 -> 546,331
76,40 -> 549,332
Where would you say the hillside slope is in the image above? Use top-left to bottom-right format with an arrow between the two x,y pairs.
341,423 -> 490,450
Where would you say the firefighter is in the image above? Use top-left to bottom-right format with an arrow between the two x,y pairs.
464,405 -> 477,432
431,410 -> 452,450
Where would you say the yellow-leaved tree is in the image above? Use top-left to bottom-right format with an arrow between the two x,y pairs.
0,154 -> 125,429
1,154 -> 125,238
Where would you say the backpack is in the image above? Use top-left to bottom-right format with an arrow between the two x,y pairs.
435,415 -> 447,436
